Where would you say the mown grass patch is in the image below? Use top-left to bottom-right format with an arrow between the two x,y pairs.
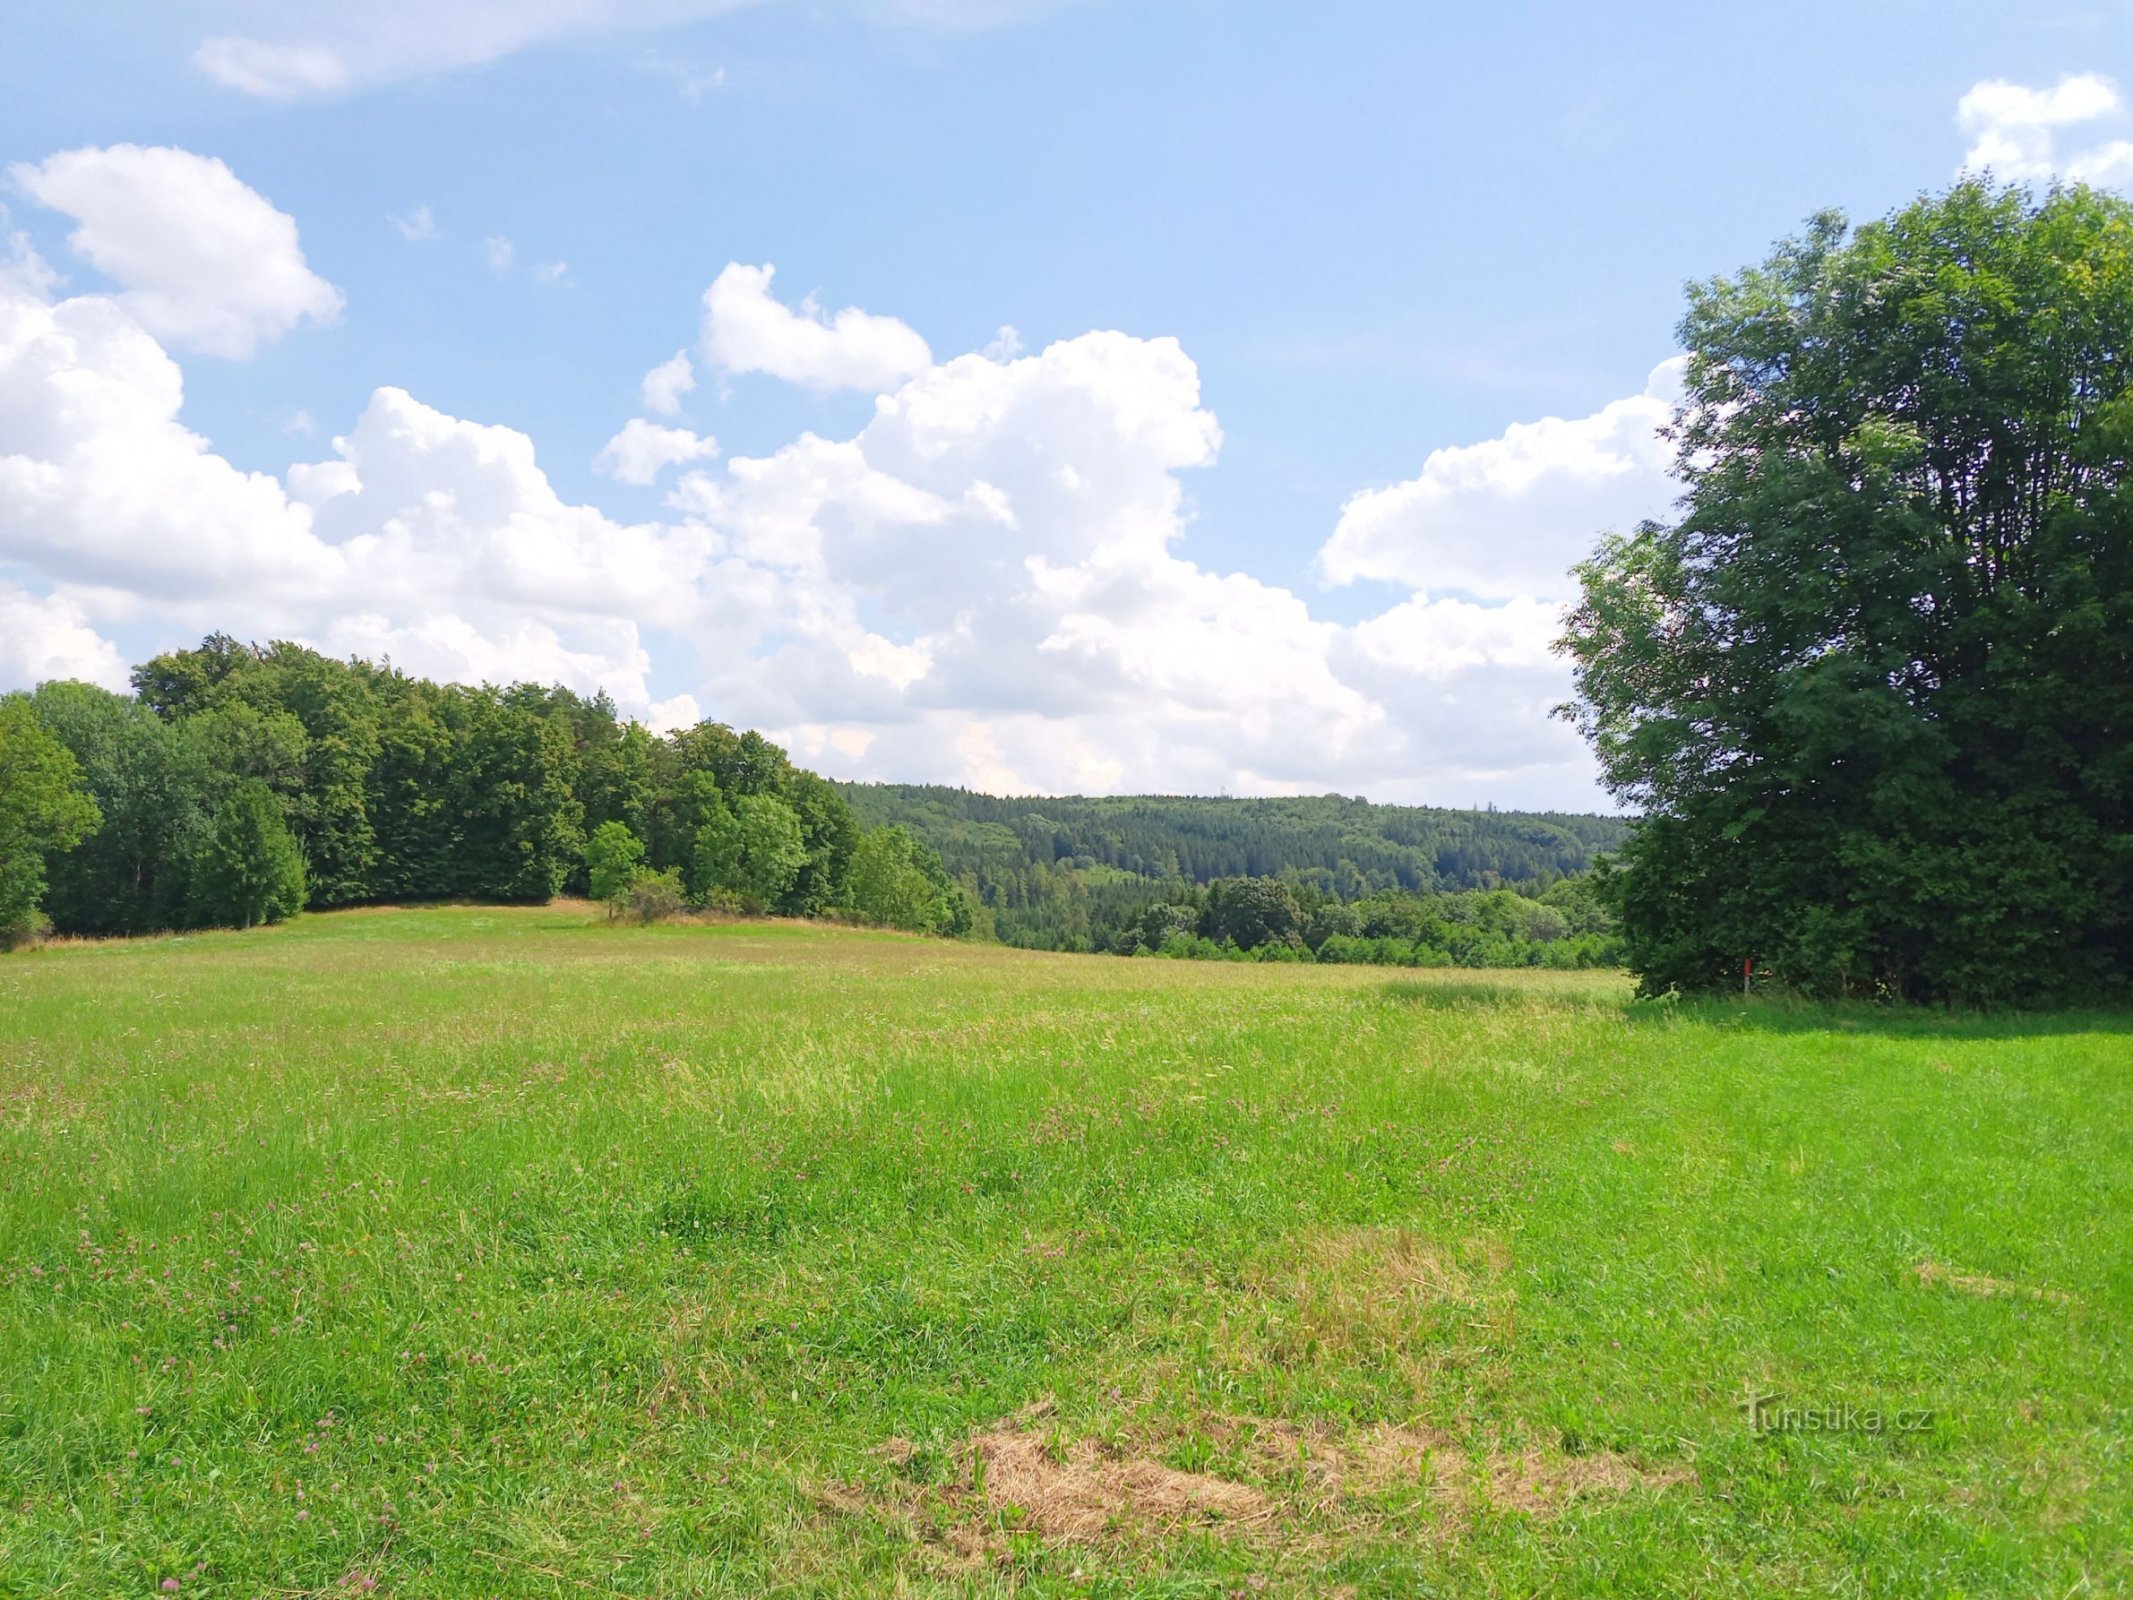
1,905 -> 2127,1595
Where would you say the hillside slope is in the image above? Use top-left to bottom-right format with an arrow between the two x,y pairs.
838,785 -> 1634,950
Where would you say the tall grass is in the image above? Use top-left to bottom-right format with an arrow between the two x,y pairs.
1,906 -> 2125,1595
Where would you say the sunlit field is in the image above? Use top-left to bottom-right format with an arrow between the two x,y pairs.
1,907 -> 2127,1597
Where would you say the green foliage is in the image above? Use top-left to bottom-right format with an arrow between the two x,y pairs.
842,783 -> 1629,952
131,639 -> 380,905
1562,182 -> 2133,1004
844,825 -> 971,935
452,687 -> 585,903
619,865 -> 687,924
24,683 -> 200,936
18,635 -> 981,944
1119,898 -> 1200,952
17,638 -> 1605,962
1135,881 -> 1621,970
1201,877 -> 1305,950
22,638 -> 907,938
189,778 -> 307,930
681,775 -> 738,901
693,792 -> 807,911
584,820 -> 647,909
783,771 -> 859,916
0,697 -> 101,948
178,700 -> 310,798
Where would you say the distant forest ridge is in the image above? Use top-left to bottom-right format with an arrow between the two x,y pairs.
841,784 -> 1632,888
838,783 -> 1634,951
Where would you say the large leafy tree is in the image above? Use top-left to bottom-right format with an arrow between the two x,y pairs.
844,824 -> 971,936
26,683 -> 203,935
782,771 -> 858,916
450,689 -> 585,902
131,638 -> 382,908
694,792 -> 808,910
362,679 -> 456,903
190,778 -> 307,929
250,643 -> 381,906
584,820 -> 647,905
0,697 -> 102,946
1201,877 -> 1306,950
1560,182 -> 2133,1003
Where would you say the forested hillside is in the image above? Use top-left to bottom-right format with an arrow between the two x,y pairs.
2,636 -> 969,944
840,784 -> 1631,951
4,636 -> 1629,966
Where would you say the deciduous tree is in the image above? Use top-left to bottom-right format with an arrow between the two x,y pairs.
0,697 -> 101,947
190,779 -> 306,930
585,820 -> 647,911
1561,181 -> 2133,1002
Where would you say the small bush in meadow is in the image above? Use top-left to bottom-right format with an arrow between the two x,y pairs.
621,867 -> 687,924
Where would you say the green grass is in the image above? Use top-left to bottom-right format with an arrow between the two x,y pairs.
1,905 -> 2127,1597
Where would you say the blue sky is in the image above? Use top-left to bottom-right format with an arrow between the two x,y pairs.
3,1 -> 2129,807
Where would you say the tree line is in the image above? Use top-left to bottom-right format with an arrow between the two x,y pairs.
0,636 -> 969,946
839,783 -> 1630,952
1114,874 -> 1620,969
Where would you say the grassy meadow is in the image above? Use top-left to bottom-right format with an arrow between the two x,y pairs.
1,906 -> 2127,1597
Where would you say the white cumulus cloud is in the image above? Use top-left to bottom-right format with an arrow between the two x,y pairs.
11,145 -> 343,360
646,692 -> 703,734
0,260 -> 331,595
674,329 -> 1408,798
0,217 -> 704,715
1318,359 -> 1683,600
1958,73 -> 2133,187
0,140 -> 1621,808
641,350 -> 696,415
0,584 -> 129,692
389,205 -> 439,242
596,418 -> 720,486
1348,593 -> 1563,680
700,262 -> 933,394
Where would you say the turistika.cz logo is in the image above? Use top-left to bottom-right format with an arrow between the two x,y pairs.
1741,1393 -> 1935,1436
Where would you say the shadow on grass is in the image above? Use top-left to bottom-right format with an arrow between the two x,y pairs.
1637,992 -> 2133,1042
1378,977 -> 1622,1011
1374,974 -> 2133,1040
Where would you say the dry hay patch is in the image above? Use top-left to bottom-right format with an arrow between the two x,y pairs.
971,1426 -> 1272,1539
1346,1422 -> 1462,1494
1915,1259 -> 2075,1306
1235,1416 -> 1684,1524
806,1413 -> 1271,1566
814,1406 -> 1689,1564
